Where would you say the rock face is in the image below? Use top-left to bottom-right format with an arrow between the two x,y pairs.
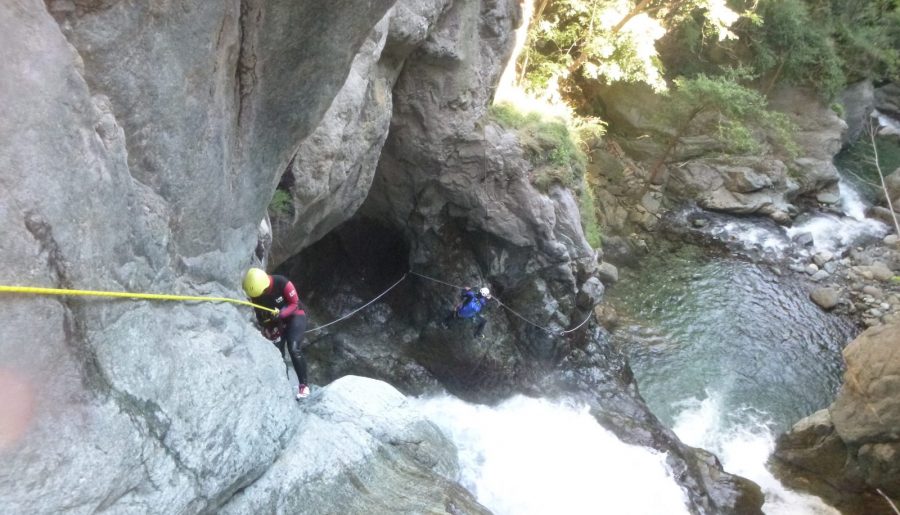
774,323 -> 900,514
268,0 -> 453,266
0,1 -> 479,513
220,376 -> 489,514
666,88 -> 845,220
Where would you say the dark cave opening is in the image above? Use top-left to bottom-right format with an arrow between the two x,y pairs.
274,216 -> 415,326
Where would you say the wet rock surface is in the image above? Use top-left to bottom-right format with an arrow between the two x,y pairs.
773,323 -> 900,515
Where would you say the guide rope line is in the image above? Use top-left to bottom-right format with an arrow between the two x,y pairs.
410,270 -> 595,336
305,272 -> 409,333
0,285 -> 279,314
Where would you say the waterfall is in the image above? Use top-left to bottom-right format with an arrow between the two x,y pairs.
672,394 -> 839,515
416,395 -> 690,515
785,181 -> 888,253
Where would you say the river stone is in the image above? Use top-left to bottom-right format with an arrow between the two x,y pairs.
597,262 -> 619,284
810,287 -> 841,310
806,263 -> 819,275
869,205 -> 899,225
862,285 -> 885,299
793,232 -> 815,247
885,234 -> 899,247
810,270 -> 830,282
813,250 -> 835,267
816,184 -> 842,205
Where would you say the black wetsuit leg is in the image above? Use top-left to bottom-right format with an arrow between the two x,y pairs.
283,314 -> 308,385
473,314 -> 486,337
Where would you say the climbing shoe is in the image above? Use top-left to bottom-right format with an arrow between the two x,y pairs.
296,384 -> 310,400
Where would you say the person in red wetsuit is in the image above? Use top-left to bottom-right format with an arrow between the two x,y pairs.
243,268 -> 310,399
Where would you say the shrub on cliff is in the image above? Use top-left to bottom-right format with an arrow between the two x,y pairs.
489,101 -> 604,191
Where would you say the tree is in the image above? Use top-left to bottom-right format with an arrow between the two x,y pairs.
650,73 -> 797,183
519,0 -> 744,94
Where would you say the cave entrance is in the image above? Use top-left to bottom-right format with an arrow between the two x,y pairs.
275,216 -> 413,320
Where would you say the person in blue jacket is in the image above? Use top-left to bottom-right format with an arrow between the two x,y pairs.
442,286 -> 492,338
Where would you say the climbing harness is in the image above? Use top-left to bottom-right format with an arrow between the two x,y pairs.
0,285 -> 278,314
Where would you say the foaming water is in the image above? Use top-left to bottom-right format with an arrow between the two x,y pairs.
608,248 -> 856,514
672,394 -> 839,514
785,182 -> 887,253
416,395 -> 690,515
692,179 -> 886,257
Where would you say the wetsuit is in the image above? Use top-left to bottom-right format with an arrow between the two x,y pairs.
444,289 -> 489,337
251,274 -> 308,386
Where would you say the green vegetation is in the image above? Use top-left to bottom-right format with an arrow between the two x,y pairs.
268,188 -> 293,216
489,102 -> 604,190
652,74 -> 798,178
520,0 -> 745,94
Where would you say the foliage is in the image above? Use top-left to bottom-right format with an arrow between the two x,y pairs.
519,0 -> 746,94
579,177 -> 603,248
489,102 -> 605,190
807,0 -> 900,83
660,74 -> 799,158
268,188 -> 293,216
728,0 -> 900,100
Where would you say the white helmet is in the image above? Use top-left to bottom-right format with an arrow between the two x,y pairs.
479,287 -> 491,299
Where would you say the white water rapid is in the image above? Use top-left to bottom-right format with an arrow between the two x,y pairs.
785,181 -> 888,253
416,395 -> 691,515
671,394 -> 839,515
703,178 -> 887,257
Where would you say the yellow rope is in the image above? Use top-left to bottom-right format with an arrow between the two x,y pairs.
0,285 -> 278,314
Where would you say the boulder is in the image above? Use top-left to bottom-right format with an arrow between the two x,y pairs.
597,262 -> 620,284
831,323 -> 900,443
775,323 -> 900,513
810,287 -> 840,310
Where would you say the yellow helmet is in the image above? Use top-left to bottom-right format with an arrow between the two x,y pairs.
243,268 -> 270,298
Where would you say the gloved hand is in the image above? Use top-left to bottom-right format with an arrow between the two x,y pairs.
270,308 -> 280,319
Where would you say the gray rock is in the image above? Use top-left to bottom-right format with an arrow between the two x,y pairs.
869,205 -> 898,225
692,218 -> 709,228
576,277 -> 605,309
220,376 -> 489,514
810,270 -> 830,282
597,262 -> 620,284
806,263 -> 820,275
862,285 -> 885,299
810,287 -> 841,310
793,232 -> 815,247
813,250 -> 834,267
885,234 -> 899,247
816,184 -> 841,205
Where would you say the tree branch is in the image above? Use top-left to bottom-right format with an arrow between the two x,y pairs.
868,119 -> 900,236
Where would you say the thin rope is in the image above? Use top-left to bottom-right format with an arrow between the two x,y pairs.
409,270 -> 467,290
305,272 -> 408,333
412,271 -> 595,336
